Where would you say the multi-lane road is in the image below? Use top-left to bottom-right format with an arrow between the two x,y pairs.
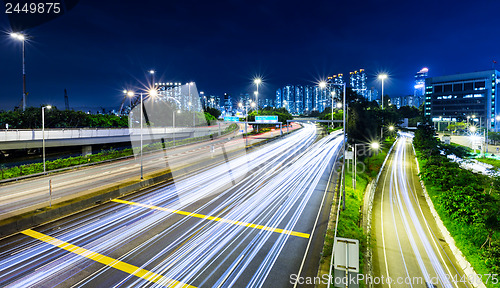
0,123 -> 344,287
372,134 -> 472,288
0,124 -> 299,219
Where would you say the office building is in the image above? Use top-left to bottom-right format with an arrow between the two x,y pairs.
424,69 -> 500,130
414,67 -> 428,107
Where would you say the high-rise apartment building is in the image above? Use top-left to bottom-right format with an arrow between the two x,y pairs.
349,69 -> 367,98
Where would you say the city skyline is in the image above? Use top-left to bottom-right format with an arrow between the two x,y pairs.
1,1 -> 500,111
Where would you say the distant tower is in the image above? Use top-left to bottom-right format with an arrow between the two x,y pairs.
414,67 -> 428,107
64,89 -> 70,110
349,69 -> 367,98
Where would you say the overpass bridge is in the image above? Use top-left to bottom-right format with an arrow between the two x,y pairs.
0,124 -> 231,152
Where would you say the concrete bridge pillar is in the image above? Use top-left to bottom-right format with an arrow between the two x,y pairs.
82,145 -> 92,156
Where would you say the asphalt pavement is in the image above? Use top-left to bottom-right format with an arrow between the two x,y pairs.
0,124 -> 300,220
0,124 -> 343,288
372,135 -> 472,288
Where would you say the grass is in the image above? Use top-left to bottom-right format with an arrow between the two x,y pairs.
320,137 -> 395,288
475,157 -> 500,169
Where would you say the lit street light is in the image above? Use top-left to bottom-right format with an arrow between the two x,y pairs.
42,105 -> 52,172
371,142 -> 380,150
125,89 -> 158,179
149,70 -> 155,88
11,32 -> 28,111
378,74 -> 388,109
254,78 -> 261,114
188,82 -> 195,127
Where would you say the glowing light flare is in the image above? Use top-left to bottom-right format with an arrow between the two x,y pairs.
10,32 -> 25,41
149,89 -> 158,97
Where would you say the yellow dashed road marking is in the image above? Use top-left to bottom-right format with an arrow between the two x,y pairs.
21,229 -> 196,288
112,199 -> 310,239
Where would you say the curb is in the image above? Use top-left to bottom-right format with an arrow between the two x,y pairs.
412,144 -> 486,288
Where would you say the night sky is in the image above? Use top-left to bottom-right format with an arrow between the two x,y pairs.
1,0 -> 500,111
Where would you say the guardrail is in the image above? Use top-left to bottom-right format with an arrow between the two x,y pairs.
0,126 -> 225,142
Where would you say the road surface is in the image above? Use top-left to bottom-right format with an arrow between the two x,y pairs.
372,134 -> 472,288
0,123 -> 300,220
0,124 -> 343,288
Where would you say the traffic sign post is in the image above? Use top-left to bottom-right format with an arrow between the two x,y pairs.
255,115 -> 278,123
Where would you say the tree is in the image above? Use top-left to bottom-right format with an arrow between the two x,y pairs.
204,107 -> 221,119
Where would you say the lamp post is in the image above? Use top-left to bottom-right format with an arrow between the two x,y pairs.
149,70 -> 155,88
319,81 -> 327,113
173,109 -> 180,146
188,82 -> 195,127
253,91 -> 258,114
254,78 -> 261,114
11,32 -> 28,111
42,105 -> 52,172
125,89 -> 159,180
378,74 -> 388,109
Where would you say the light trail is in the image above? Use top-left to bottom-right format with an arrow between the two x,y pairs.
389,135 -> 454,288
0,124 -> 344,287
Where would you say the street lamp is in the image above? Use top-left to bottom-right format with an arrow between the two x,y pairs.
330,91 -> 335,128
378,74 -> 388,109
174,109 -> 181,146
125,89 -> 158,179
254,78 -> 261,114
149,70 -> 155,87
42,105 -> 52,172
11,32 -> 28,111
188,82 -> 195,127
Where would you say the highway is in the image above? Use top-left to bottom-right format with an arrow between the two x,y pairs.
0,123 -> 298,219
372,134 -> 472,288
0,123 -> 343,287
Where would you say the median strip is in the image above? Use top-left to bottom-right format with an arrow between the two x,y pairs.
112,199 -> 310,239
21,229 -> 196,288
